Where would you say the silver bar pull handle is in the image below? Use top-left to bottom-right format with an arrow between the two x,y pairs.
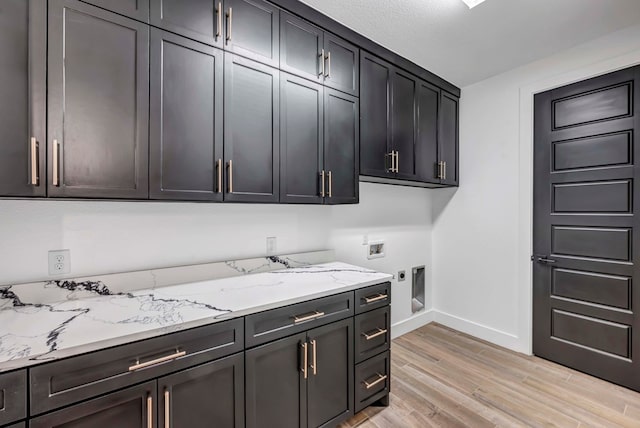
319,48 -> 325,76
30,137 -> 38,186
227,160 -> 233,193
443,161 -> 447,180
320,170 -> 325,197
301,342 -> 308,379
362,328 -> 388,341
328,171 -> 332,198
325,51 -> 331,78
164,389 -> 170,428
226,7 -> 232,42
129,350 -> 186,371
310,339 -> 317,375
216,2 -> 222,38
52,139 -> 60,187
147,395 -> 153,428
293,310 -> 325,324
394,150 -> 399,173
364,293 -> 388,304
363,373 -> 387,389
217,159 -> 222,193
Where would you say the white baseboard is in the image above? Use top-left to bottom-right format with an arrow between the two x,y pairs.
391,309 -> 529,354
391,309 -> 435,339
434,310 -> 527,353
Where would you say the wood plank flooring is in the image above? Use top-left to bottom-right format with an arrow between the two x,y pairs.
339,323 -> 640,428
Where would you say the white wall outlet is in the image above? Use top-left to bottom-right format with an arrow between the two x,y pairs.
48,249 -> 70,275
266,237 -> 277,256
367,240 -> 385,259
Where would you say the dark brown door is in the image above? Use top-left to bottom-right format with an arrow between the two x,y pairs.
415,80 -> 440,183
279,12 -> 323,84
158,353 -> 244,428
223,0 -> 279,68
48,0 -> 149,199
150,0 -> 224,48
322,33 -> 359,97
391,69 -> 417,180
533,65 -> 640,392
324,88 -> 359,205
0,0 -> 46,197
150,29 -> 223,201
306,318 -> 354,428
245,333 -> 306,428
280,72 -> 324,204
224,54 -> 279,203
360,52 -> 393,179
29,381 -> 156,428
439,92 -> 458,186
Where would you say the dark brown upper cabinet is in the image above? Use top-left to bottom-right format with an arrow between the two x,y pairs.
0,0 -> 46,197
439,92 -> 459,186
223,0 -> 280,68
150,0 -> 224,48
280,12 -> 359,97
360,52 -> 393,179
360,51 -> 459,188
324,88 -> 359,204
279,73 -> 358,205
150,30 -> 224,201
80,0 -> 150,22
47,0 -> 150,199
280,73 -> 324,204
224,54 -> 280,203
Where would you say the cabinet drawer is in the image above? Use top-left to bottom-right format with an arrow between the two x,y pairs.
245,292 -> 354,347
30,318 -> 243,415
355,307 -> 391,363
355,351 -> 390,413
355,282 -> 391,314
0,370 -> 26,426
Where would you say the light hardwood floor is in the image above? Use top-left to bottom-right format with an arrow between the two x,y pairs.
339,323 -> 640,428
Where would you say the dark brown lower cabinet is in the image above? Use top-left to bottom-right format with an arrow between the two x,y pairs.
158,353 -> 244,428
246,318 -> 354,428
29,381 -> 156,428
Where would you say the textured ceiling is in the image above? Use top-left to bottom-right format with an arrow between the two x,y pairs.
299,0 -> 640,87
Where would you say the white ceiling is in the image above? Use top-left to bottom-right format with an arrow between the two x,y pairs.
299,0 -> 640,87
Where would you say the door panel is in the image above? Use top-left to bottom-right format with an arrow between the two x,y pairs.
245,333 -> 306,428
324,88 -> 359,205
80,0 -> 149,22
323,34 -> 359,97
224,0 -> 279,68
533,65 -> 640,392
360,53 -> 392,178
280,73 -> 323,204
415,80 -> 439,183
280,12 -> 322,83
392,70 -> 417,180
224,54 -> 279,202
150,30 -> 223,201
307,318 -> 354,428
0,0 -> 46,197
150,0 -> 223,48
158,354 -> 244,428
439,92 -> 458,185
48,0 -> 149,199
29,381 -> 156,428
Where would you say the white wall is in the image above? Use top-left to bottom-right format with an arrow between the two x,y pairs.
0,182 -> 433,330
433,23 -> 640,354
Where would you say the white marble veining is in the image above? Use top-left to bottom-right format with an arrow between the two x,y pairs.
0,262 -> 391,372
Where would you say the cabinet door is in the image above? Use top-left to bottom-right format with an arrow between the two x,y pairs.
360,52 -> 392,178
150,30 -> 223,201
0,0 -> 46,197
416,80 -> 440,183
150,0 -> 223,48
245,333 -> 306,428
280,12 -> 323,84
323,34 -> 359,97
158,354 -> 244,428
307,318 -> 354,428
280,73 -> 324,204
224,54 -> 279,203
324,88 -> 359,205
30,381 -> 156,428
80,0 -> 149,22
392,69 -> 417,180
48,0 -> 149,199
439,92 -> 459,186
224,0 -> 279,68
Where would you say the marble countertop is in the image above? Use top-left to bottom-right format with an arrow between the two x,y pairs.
0,262 -> 392,372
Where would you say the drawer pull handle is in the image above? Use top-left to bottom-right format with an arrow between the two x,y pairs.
363,373 -> 387,389
129,350 -> 186,372
362,328 -> 388,341
293,311 -> 325,324
364,293 -> 388,304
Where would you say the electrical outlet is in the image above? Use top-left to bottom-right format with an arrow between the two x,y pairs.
398,270 -> 406,282
49,250 -> 70,275
266,237 -> 277,256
